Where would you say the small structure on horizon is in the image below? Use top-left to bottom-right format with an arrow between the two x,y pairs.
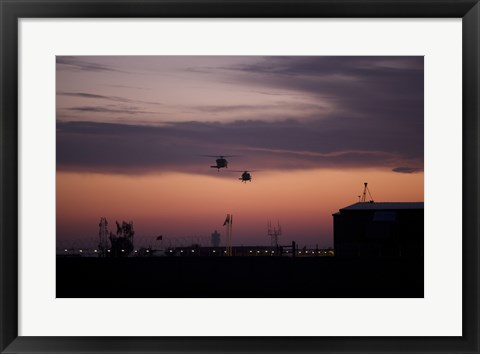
211,230 -> 221,247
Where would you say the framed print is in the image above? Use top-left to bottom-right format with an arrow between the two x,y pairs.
1,0 -> 479,353
54,54 -> 424,299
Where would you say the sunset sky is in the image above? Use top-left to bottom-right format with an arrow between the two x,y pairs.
56,56 -> 424,248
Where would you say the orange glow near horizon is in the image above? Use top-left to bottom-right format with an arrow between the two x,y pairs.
56,169 -> 423,247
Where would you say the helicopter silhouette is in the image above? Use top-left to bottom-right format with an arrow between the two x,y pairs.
203,155 -> 238,171
230,170 -> 259,183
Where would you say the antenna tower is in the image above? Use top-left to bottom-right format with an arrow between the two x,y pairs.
268,221 -> 282,247
361,182 -> 374,203
98,217 -> 109,257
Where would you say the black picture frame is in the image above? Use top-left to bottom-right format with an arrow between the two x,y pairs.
1,0 -> 478,353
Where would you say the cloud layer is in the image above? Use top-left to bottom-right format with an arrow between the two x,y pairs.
56,56 -> 424,175
57,118 -> 423,174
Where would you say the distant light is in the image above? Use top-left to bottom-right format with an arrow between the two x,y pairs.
249,250 -> 252,253
257,251 -> 260,253
64,249 -> 68,252
213,250 -> 216,253
299,251 -> 302,254
224,251 -> 227,253
286,251 -> 289,253
180,250 -> 183,253
135,250 -> 138,253
107,250 -> 111,252
265,251 -> 268,253
271,251 -> 274,253
121,249 -> 124,252
79,250 -> 83,253
191,250 -> 195,252
94,250 -> 97,252
169,250 -> 172,253
146,250 -> 150,253
305,251 -> 308,254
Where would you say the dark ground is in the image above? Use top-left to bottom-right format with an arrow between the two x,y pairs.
56,256 -> 423,298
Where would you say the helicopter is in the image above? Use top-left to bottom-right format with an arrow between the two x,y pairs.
230,170 -> 259,183
203,155 -> 237,171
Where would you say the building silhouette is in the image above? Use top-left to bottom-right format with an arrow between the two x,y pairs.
211,230 -> 221,247
333,202 -> 424,257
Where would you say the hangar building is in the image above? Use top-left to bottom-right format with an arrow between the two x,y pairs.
333,202 -> 424,257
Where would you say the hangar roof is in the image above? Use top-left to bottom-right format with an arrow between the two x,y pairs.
339,202 -> 424,211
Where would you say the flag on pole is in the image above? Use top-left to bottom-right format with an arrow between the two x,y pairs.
156,235 -> 163,241
223,214 -> 230,226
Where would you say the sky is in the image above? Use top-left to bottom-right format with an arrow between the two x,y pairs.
56,56 -> 424,248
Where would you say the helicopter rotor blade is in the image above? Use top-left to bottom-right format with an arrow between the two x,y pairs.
227,170 -> 260,173
200,155 -> 240,158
